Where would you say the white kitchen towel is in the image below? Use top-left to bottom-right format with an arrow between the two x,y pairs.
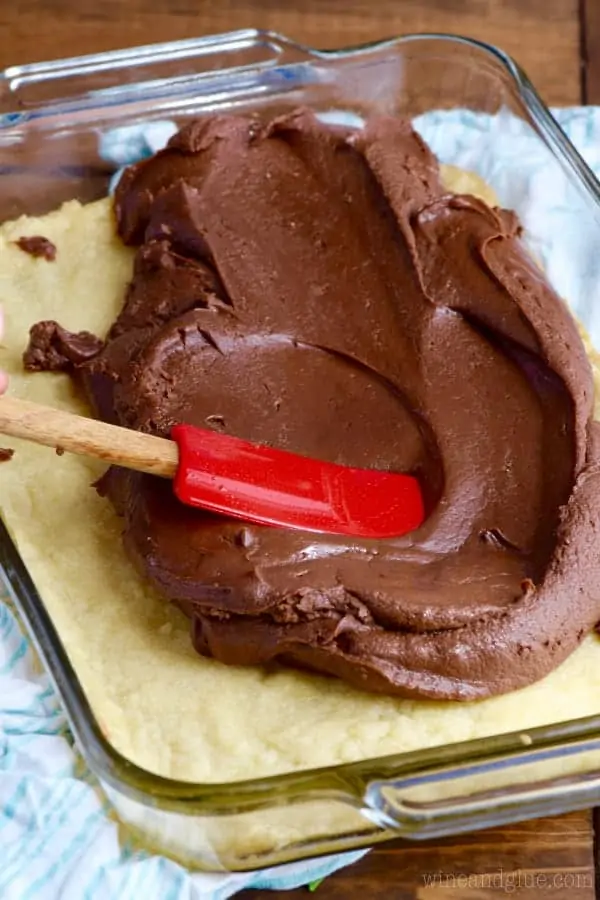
2,104 -> 600,898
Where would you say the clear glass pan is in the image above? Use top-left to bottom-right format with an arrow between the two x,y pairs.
2,28 -> 600,872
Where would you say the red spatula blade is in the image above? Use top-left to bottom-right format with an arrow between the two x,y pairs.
171,424 -> 424,538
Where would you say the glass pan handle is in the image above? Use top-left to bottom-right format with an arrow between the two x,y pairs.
366,738 -> 600,838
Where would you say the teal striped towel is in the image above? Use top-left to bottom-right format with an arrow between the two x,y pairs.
3,105 -> 600,898
0,597 -> 366,898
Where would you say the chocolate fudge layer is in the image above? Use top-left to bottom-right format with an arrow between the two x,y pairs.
27,111 -> 600,700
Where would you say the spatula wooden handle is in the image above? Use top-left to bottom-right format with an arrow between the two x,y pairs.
0,395 -> 179,478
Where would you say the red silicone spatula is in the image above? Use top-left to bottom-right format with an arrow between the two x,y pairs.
0,396 -> 424,539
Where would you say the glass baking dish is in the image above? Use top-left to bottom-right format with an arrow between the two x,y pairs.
2,28 -> 600,873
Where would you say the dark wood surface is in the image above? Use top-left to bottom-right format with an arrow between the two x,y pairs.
3,1 -> 600,897
256,813 -> 597,899
0,0 -> 584,104
582,0 -> 600,103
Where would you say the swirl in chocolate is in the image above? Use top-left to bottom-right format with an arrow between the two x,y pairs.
31,110 -> 600,700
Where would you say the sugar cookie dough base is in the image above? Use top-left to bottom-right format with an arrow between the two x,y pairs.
1,173 -> 600,788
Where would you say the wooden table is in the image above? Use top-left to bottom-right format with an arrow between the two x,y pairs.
3,1 -> 600,897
